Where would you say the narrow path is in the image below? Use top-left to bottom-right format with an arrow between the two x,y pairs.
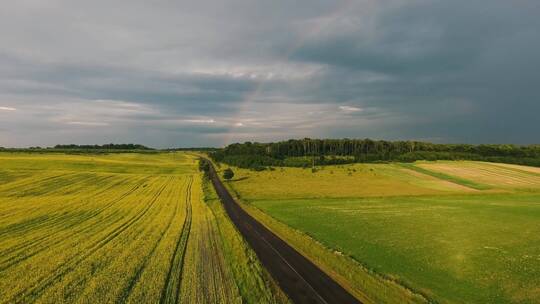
207,164 -> 362,304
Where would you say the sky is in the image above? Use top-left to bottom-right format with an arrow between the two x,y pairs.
1,0 -> 539,148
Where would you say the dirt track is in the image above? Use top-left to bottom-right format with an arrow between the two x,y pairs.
207,164 -> 362,304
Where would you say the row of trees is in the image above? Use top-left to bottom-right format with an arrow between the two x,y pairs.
167,147 -> 218,152
210,138 -> 540,169
217,139 -> 540,158
198,158 -> 234,181
0,144 -> 155,154
54,144 -> 152,150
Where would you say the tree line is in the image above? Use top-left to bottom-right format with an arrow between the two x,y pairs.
54,144 -> 153,150
210,138 -> 540,169
0,143 -> 155,154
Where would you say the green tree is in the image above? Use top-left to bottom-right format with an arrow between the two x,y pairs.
198,159 -> 210,176
223,168 -> 234,180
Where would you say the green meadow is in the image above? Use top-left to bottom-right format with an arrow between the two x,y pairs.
226,161 -> 540,303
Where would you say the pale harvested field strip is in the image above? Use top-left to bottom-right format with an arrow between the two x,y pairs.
161,176 -> 193,304
467,163 -> 540,185
419,162 -> 540,187
4,178 -> 171,304
0,177 -> 152,271
466,163 -> 535,179
487,162 -> 540,175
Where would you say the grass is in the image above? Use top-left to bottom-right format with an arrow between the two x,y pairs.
239,201 -> 430,304
227,163 -> 477,200
224,160 -> 540,304
0,152 -> 286,304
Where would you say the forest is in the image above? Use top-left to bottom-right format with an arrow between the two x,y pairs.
210,138 -> 540,169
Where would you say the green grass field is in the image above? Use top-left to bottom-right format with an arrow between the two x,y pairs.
225,161 -> 540,303
0,152 -> 287,304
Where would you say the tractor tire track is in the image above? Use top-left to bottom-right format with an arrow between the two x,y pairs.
0,174 -> 119,237
160,176 -> 193,304
0,177 -> 151,271
7,179 -> 170,304
117,177 -> 188,303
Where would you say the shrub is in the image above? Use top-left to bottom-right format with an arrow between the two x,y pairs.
223,168 -> 235,180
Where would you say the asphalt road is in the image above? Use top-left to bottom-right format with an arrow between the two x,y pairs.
207,163 -> 362,304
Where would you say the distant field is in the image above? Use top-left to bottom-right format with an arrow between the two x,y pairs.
228,163 -> 480,200
226,161 -> 540,303
0,152 -> 287,304
417,161 -> 540,188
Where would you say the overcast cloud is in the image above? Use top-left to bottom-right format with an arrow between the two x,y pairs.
1,0 -> 539,148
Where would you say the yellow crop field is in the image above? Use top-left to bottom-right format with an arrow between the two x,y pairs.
0,152 -> 287,304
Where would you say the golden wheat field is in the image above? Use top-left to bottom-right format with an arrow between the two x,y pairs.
0,152 -> 287,304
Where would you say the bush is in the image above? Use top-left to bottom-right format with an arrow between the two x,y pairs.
223,168 -> 235,180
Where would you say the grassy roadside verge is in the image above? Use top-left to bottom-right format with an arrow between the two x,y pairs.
202,175 -> 290,304
399,163 -> 491,190
220,179 -> 430,304
179,175 -> 241,303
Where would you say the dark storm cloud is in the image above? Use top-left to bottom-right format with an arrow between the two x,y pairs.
287,0 -> 540,143
0,0 -> 539,147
